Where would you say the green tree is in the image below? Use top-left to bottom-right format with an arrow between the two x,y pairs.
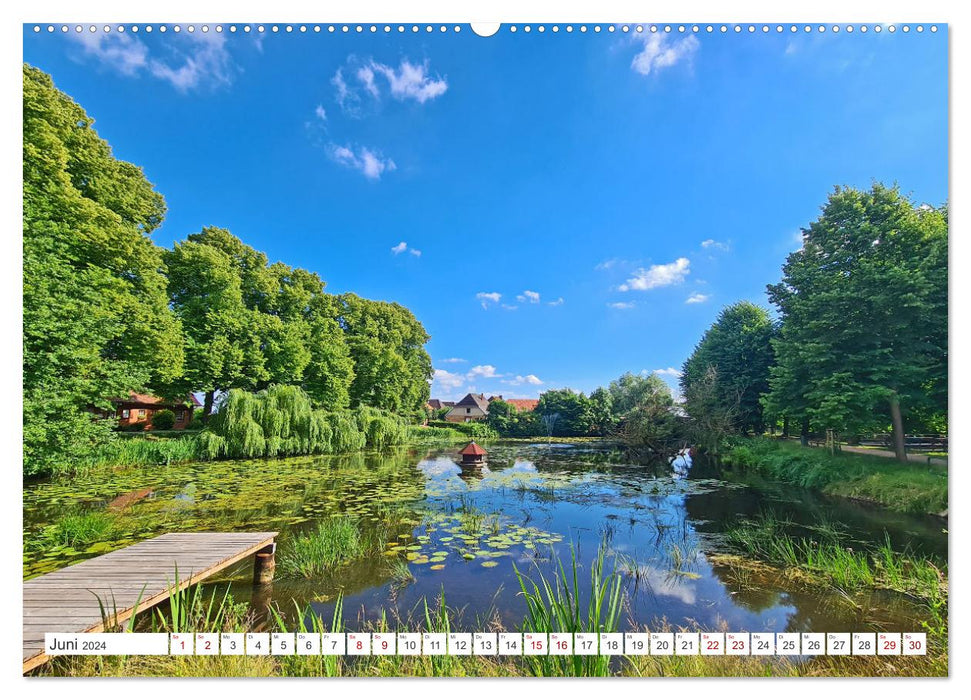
535,389 -> 593,436
589,387 -> 614,436
607,372 -> 682,458
680,301 -> 776,434
338,294 -> 433,416
764,184 -> 948,461
163,235 -> 267,420
23,65 -> 184,475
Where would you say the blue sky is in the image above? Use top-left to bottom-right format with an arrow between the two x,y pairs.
23,24 -> 948,401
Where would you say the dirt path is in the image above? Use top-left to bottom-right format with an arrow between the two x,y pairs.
835,444 -> 946,466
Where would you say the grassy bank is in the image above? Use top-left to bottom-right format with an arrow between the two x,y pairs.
721,437 -> 948,515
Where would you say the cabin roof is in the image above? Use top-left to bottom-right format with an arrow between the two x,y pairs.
459,441 -> 488,456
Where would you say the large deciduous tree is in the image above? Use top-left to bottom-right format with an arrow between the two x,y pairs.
337,293 -> 433,417
23,64 -> 184,475
764,184 -> 947,461
680,301 -> 776,434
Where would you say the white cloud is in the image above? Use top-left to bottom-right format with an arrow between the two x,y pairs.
148,32 -> 235,92
500,304 -> 519,311
391,241 -> 408,255
69,31 -> 235,92
314,105 -> 327,121
371,59 -> 448,103
439,358 -> 466,364
333,57 -> 448,113
685,293 -> 710,304
608,302 -> 636,310
516,290 -> 541,304
508,374 -> 543,386
652,367 -> 683,379
433,368 -> 465,391
618,258 -> 690,292
476,292 -> 501,309
547,297 -> 565,306
630,32 -> 699,77
700,239 -> 730,252
71,31 -> 148,76
469,365 -> 500,379
332,68 -> 354,111
409,248 -> 422,257
596,258 -> 624,271
356,64 -> 380,97
330,144 -> 396,180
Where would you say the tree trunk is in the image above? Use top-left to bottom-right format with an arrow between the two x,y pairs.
203,390 -> 215,424
782,416 -> 790,438
800,416 -> 810,447
889,394 -> 907,463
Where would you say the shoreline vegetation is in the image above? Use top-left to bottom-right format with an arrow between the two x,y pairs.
36,547 -> 947,678
720,437 -> 948,516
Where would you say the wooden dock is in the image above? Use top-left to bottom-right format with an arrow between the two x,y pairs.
23,531 -> 277,674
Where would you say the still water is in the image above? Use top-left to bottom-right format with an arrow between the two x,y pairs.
23,442 -> 945,633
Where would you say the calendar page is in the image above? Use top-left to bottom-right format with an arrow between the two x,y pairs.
18,0 -> 950,684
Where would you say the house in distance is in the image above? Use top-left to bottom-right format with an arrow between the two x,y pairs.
444,393 -> 539,423
108,392 -> 201,430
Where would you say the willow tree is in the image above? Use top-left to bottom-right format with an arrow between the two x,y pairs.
23,65 -> 184,475
765,184 -> 948,461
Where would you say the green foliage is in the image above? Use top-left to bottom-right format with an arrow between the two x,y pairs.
151,409 -> 176,431
515,546 -> 622,676
723,437 -> 947,514
764,184 -> 947,443
680,301 -> 776,433
201,385 -> 407,459
279,518 -> 365,578
588,387 -> 614,436
607,372 -> 683,456
485,399 -> 540,437
42,511 -> 116,547
535,389 -> 594,436
22,64 -> 184,476
426,420 -> 498,439
338,293 -> 433,415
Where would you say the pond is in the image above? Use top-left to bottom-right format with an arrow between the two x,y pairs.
23,442 -> 947,635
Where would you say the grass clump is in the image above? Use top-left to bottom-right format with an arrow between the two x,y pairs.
42,511 -> 117,547
722,437 -> 947,514
278,518 -> 365,578
514,545 -> 623,677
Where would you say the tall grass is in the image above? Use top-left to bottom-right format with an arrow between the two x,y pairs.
42,510 -> 116,546
723,437 -> 947,514
278,518 -> 366,578
514,546 -> 623,676
725,513 -> 946,598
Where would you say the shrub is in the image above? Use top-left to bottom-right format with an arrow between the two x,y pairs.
151,409 -> 176,431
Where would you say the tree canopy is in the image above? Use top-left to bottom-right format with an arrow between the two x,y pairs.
680,301 -> 776,434
23,65 -> 184,475
763,184 -> 947,459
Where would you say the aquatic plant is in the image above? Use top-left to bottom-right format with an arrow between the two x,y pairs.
42,511 -> 117,547
514,545 -> 623,676
278,518 -> 365,578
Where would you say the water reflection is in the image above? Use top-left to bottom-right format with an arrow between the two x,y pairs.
23,441 -> 944,636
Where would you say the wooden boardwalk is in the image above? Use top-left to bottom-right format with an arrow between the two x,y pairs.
23,531 -> 277,673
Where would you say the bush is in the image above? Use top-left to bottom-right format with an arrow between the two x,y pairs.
151,409 -> 176,431
427,420 -> 498,439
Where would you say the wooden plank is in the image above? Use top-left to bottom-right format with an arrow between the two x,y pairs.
23,531 -> 276,674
